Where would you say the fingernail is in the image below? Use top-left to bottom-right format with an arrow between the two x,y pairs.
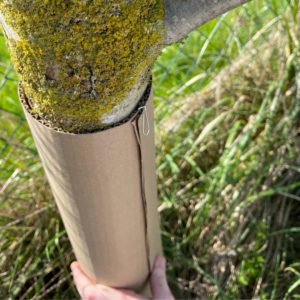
155,256 -> 166,268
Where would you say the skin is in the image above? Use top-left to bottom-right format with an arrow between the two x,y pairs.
70,256 -> 175,300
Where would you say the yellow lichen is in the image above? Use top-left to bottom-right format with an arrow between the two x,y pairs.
0,0 -> 165,133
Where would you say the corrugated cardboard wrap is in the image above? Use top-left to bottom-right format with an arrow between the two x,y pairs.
18,81 -> 162,295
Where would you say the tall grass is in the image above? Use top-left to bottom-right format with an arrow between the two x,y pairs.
1,0 -> 300,299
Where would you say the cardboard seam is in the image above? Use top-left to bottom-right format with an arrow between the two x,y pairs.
131,116 -> 151,274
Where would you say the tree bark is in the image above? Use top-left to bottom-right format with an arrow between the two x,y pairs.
0,0 -> 251,132
163,0 -> 252,44
102,0 -> 253,125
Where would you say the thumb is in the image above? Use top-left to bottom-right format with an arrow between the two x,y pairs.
150,256 -> 174,300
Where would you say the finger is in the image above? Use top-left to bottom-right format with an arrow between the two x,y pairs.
150,256 -> 174,300
70,261 -> 94,298
82,284 -> 150,300
71,262 -> 150,300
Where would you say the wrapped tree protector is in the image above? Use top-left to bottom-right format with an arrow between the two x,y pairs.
18,81 -> 162,295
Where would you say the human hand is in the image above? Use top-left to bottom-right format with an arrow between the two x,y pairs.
70,256 -> 175,300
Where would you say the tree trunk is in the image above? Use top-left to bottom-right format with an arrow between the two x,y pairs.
0,0 -> 251,133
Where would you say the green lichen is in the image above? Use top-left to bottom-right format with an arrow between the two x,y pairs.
0,0 -> 165,132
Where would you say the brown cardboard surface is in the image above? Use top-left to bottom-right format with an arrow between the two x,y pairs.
18,83 -> 162,294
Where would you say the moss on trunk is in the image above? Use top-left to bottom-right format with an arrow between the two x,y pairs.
0,0 -> 165,132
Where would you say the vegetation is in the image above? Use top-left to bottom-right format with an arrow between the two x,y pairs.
1,0 -> 300,298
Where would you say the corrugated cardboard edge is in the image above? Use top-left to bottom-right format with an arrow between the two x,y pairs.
18,82 -> 162,295
18,80 -> 153,134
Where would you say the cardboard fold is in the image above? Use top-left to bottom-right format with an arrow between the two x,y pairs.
18,82 -> 162,294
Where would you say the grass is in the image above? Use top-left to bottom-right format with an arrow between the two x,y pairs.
1,0 -> 300,299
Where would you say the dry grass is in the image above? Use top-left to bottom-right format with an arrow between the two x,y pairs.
155,2 -> 300,298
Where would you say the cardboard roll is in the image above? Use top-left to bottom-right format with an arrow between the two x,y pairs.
18,80 -> 162,295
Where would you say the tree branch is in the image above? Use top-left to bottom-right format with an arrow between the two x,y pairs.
163,0 -> 252,44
